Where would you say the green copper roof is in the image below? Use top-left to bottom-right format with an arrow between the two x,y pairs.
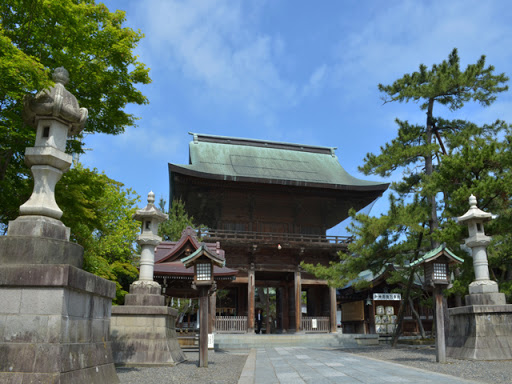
181,243 -> 226,268
409,244 -> 464,267
169,133 -> 388,191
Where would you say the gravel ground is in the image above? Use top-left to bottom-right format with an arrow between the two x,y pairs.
116,351 -> 248,384
344,345 -> 512,384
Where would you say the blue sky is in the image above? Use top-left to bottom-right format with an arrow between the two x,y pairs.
82,0 -> 512,234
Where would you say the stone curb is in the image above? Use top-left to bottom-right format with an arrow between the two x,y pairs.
237,348 -> 256,384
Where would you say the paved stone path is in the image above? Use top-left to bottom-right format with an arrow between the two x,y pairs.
238,347 -> 484,384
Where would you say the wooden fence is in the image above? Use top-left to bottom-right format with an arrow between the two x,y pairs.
301,316 -> 330,333
215,316 -> 247,333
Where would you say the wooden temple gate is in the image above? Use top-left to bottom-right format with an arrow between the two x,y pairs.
167,133 -> 388,334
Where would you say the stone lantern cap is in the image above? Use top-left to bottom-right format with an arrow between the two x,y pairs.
23,67 -> 88,135
132,191 -> 168,223
458,195 -> 492,224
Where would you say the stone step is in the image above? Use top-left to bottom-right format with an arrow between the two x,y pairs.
213,332 -> 378,350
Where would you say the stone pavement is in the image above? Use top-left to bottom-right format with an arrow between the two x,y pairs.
238,346 -> 484,384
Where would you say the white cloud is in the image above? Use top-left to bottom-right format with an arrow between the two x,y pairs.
134,0 -> 301,118
302,64 -> 329,97
333,0 -> 512,96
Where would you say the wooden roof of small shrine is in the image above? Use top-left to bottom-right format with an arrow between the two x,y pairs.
154,226 -> 237,280
169,133 -> 389,194
409,244 -> 463,267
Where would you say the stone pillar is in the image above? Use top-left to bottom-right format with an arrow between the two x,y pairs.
110,192 -> 185,366
294,270 -> 302,332
0,67 -> 119,383
446,195 -> 512,360
329,286 -> 337,333
247,267 -> 255,333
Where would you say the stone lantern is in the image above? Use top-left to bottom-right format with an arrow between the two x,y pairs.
0,68 -> 120,383
8,67 -> 87,242
132,191 -> 168,284
457,194 -> 503,305
110,192 -> 185,366
446,194 -> 512,361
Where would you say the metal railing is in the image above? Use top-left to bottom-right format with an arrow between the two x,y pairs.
198,228 -> 351,246
301,316 -> 330,333
215,316 -> 248,333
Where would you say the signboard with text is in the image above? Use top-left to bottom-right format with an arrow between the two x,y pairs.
373,293 -> 401,301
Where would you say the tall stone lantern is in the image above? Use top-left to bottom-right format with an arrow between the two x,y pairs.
132,191 -> 168,284
446,194 -> 512,361
110,192 -> 185,366
0,68 -> 119,383
9,67 -> 87,242
458,194 -> 503,305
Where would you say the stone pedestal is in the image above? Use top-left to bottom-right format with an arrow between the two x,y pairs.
110,281 -> 186,366
447,300 -> 512,360
0,263 -> 119,383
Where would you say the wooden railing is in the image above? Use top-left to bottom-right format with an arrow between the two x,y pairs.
198,228 -> 351,246
301,316 -> 330,333
215,316 -> 247,333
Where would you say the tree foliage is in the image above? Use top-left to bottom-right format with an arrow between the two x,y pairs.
0,0 -> 151,229
56,164 -> 141,304
158,198 -> 201,241
303,49 -> 509,295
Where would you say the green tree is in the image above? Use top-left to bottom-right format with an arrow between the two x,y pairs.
432,120 -> 512,301
56,164 -> 141,304
302,49 -> 509,341
158,198 -> 201,241
0,0 -> 150,230
371,48 -> 508,245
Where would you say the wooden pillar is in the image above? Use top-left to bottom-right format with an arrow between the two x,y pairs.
282,283 -> 289,331
265,287 -> 271,334
368,298 -> 376,334
435,286 -> 446,363
329,286 -> 337,333
247,268 -> 255,333
208,291 -> 216,334
199,287 -> 209,367
294,270 -> 301,332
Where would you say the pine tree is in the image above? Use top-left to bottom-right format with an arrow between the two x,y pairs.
302,49 -> 509,342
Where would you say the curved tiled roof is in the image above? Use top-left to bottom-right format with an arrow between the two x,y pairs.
169,133 -> 389,192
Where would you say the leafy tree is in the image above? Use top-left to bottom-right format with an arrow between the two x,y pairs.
302,49 -> 509,341
158,198 -> 201,241
0,0 -> 150,230
56,164 -> 141,303
369,48 -> 508,245
432,120 -> 512,301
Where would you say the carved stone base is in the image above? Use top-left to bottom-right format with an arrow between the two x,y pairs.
0,264 -> 119,383
111,305 -> 186,366
447,304 -> 512,360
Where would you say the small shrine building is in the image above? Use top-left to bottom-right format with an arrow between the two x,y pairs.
166,133 -> 388,333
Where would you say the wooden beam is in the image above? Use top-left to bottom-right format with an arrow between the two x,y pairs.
301,279 -> 328,286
